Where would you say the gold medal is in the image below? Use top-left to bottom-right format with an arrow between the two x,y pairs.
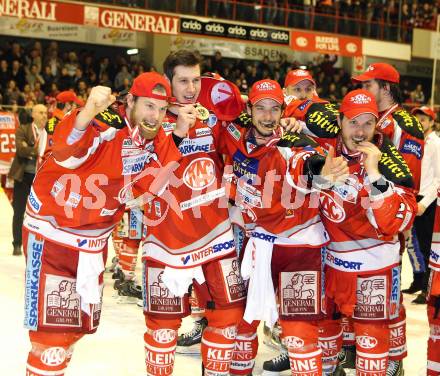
195,104 -> 209,121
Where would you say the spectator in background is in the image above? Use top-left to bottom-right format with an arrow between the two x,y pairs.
25,64 -> 44,90
22,84 -> 35,104
0,60 -> 10,90
211,51 -> 225,76
7,42 -> 24,66
10,60 -> 26,90
116,77 -> 131,93
5,80 -> 22,105
33,82 -> 45,104
114,64 -> 133,90
257,55 -> 272,77
25,48 -> 42,73
76,79 -> 88,100
58,66 -> 74,90
41,65 -> 56,93
43,48 -> 62,77
99,71 -> 112,88
64,51 -> 79,76
412,84 -> 426,104
8,103 -> 47,256
73,66 -> 84,87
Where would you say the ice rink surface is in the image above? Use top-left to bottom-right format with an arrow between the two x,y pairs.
0,189 -> 430,375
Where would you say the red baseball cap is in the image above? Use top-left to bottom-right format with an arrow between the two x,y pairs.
284,69 -> 316,88
130,72 -> 172,101
249,79 -> 284,105
352,63 -> 400,84
56,91 -> 84,106
340,89 -> 378,119
198,75 -> 245,121
412,106 -> 436,121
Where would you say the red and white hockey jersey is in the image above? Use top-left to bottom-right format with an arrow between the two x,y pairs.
430,189 -> 440,273
285,99 -> 424,193
319,134 -> 417,273
219,120 -> 329,247
0,111 -> 19,175
24,105 -> 181,253
141,111 -> 235,268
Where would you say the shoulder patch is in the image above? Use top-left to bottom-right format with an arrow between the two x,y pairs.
305,102 -> 340,138
95,107 -> 125,129
392,109 -> 424,140
45,116 -> 60,135
277,132 -> 318,148
233,111 -> 253,128
378,136 -> 414,189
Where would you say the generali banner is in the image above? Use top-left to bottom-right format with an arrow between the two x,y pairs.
291,30 -> 362,57
0,0 -> 179,35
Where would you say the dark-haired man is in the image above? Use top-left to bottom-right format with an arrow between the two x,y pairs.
350,63 -> 425,375
140,50 -> 246,376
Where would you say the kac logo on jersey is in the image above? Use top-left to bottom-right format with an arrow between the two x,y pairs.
183,158 -> 216,190
401,139 -> 422,160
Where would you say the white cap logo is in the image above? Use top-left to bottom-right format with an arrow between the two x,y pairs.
294,70 -> 308,77
257,82 -> 276,91
366,65 -> 375,72
350,94 -> 371,105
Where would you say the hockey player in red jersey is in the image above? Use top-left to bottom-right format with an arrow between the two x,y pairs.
319,89 -> 417,376
353,62 -> 424,375
427,189 -> 440,375
22,72 -> 188,376
140,50 -> 246,376
220,79 -> 350,376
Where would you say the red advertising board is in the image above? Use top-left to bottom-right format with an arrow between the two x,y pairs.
291,30 -> 363,57
0,0 -> 179,35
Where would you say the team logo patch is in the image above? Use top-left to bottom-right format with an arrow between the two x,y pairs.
91,292 -> 103,330
354,275 -> 387,320
219,258 -> 246,303
153,329 -> 176,344
43,275 -> 82,328
283,336 -> 305,349
356,335 -> 378,349
319,194 -> 346,223
41,347 -> 66,366
146,268 -> 184,314
183,157 -> 216,190
281,271 -> 319,315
